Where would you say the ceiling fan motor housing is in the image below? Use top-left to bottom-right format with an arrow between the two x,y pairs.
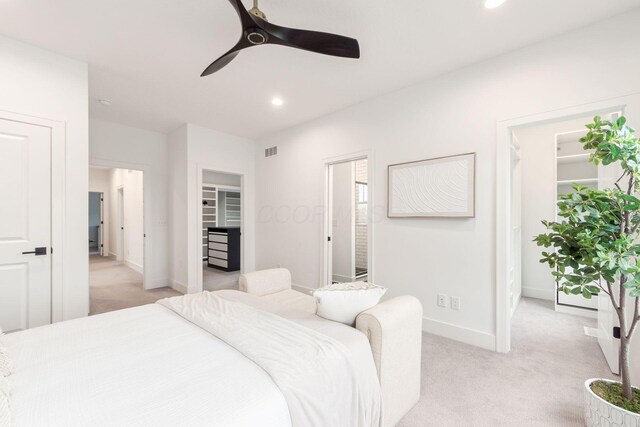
200,0 -> 360,76
245,27 -> 268,45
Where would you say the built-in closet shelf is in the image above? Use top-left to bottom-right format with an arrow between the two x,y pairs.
557,153 -> 591,164
557,178 -> 599,185
554,130 -> 602,314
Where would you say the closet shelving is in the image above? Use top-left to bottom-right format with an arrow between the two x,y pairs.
555,130 -> 598,315
202,185 -> 217,260
224,191 -> 241,227
201,184 -> 241,261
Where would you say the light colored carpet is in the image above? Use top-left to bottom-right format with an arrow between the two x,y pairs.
398,297 -> 616,426
203,262 -> 240,291
89,255 -> 181,315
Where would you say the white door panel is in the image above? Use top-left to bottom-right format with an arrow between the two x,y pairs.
598,290 -> 619,374
0,119 -> 51,332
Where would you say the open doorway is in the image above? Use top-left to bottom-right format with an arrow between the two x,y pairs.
326,158 -> 371,284
88,192 -> 103,256
201,169 -> 243,291
507,112 -> 623,371
88,166 -> 178,314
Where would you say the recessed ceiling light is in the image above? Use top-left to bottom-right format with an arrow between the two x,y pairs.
484,0 -> 506,8
271,97 -> 284,107
97,99 -> 112,106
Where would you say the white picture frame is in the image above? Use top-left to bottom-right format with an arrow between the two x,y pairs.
388,153 -> 476,218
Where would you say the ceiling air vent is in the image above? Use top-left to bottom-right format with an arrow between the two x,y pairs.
265,146 -> 278,157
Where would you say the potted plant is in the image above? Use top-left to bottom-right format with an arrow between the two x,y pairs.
535,115 -> 640,424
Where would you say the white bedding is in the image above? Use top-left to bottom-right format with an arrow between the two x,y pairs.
159,291 -> 381,427
3,290 -> 380,427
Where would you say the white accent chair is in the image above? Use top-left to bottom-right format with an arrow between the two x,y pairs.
239,268 -> 423,427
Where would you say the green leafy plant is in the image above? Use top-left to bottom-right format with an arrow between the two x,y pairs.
535,116 -> 640,405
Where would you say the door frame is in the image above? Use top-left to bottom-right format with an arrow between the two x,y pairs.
88,191 -> 104,256
89,159 -> 151,289
322,150 -> 374,286
0,109 -> 66,323
195,164 -> 246,293
116,186 -> 124,262
495,94 -> 637,353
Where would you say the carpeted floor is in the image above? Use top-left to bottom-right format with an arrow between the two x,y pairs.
398,297 -> 616,426
89,255 -> 181,315
203,261 -> 240,291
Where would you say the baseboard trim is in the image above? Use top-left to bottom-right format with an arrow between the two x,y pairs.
422,316 -> 496,351
170,280 -> 188,294
522,287 -> 554,301
125,260 -> 143,274
147,278 -> 170,290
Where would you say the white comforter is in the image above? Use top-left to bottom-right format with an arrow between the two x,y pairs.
4,290 -> 381,427
159,291 -> 381,427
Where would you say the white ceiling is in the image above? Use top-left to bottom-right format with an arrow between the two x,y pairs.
1,0 -> 639,138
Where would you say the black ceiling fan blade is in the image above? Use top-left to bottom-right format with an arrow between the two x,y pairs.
201,40 -> 249,76
226,0 -> 255,28
260,20 -> 360,59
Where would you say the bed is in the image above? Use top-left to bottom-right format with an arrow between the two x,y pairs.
2,273 -> 422,427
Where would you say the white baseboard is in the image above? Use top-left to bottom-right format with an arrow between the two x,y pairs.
522,287 -> 554,301
422,316 -> 496,351
147,277 -> 170,290
292,283 -> 316,295
170,280 -> 188,294
109,251 -> 118,258
125,259 -> 143,274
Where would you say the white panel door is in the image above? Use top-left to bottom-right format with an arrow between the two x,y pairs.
0,119 -> 51,332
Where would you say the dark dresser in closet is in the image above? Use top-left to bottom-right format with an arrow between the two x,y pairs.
207,227 -> 241,272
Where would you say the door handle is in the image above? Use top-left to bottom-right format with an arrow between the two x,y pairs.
22,247 -> 47,256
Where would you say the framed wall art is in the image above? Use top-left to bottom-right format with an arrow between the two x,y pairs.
388,153 -> 475,218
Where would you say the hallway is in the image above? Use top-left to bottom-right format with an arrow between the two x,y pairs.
89,255 -> 180,315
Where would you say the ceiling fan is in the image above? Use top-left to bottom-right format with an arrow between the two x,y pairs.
201,0 -> 361,76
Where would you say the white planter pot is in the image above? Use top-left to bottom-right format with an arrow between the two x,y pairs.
585,378 -> 640,427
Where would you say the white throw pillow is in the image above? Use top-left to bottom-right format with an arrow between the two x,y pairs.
313,282 -> 387,325
0,330 -> 12,378
0,375 -> 9,427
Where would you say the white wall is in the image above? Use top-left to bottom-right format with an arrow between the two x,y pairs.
168,125 -> 189,291
515,116 -> 593,301
0,35 -> 89,320
203,170 -> 241,187
89,119 -> 170,288
168,124 -> 255,293
254,10 -> 640,350
89,167 -> 111,255
331,162 -> 355,282
108,169 -> 144,272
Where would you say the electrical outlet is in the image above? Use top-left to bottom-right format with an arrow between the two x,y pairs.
451,296 -> 461,310
437,294 -> 448,308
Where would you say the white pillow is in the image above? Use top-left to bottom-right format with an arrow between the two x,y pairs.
0,330 -> 12,378
313,282 -> 387,325
0,375 -> 9,427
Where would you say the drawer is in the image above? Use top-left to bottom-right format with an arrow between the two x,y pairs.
208,233 -> 228,243
208,242 -> 228,251
208,249 -> 227,260
208,257 -> 228,268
